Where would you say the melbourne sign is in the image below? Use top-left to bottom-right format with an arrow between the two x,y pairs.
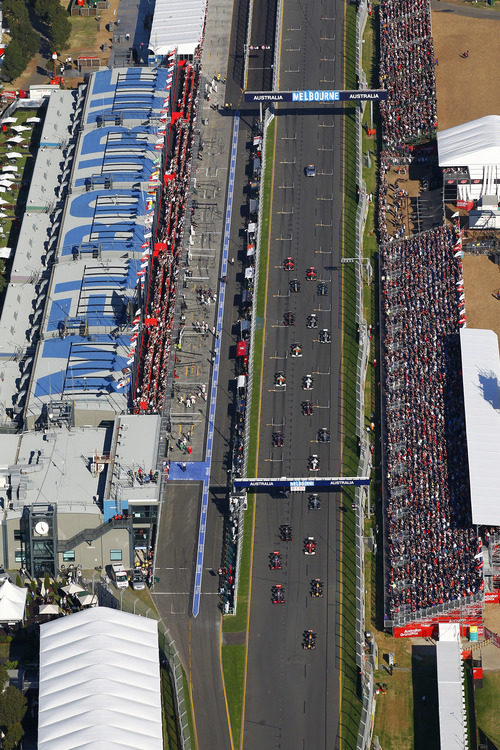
244,89 -> 388,103
233,476 -> 370,490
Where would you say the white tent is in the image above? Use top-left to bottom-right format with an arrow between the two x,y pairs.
7,135 -> 25,144
1,117 -> 16,124
2,165 -> 18,172
26,117 -> 41,123
0,580 -> 27,623
149,0 -> 207,57
0,248 -> 12,259
438,116 -> 500,167
11,125 -> 31,132
460,328 -> 500,525
38,607 -> 163,749
5,152 -> 22,159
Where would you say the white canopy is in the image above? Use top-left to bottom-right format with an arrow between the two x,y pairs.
26,117 -> 41,123
438,116 -> 500,167
39,604 -> 60,616
38,607 -> 162,749
460,328 -> 500,525
0,580 -> 27,623
149,0 -> 207,57
1,117 -> 16,124
5,152 -> 22,159
0,247 -> 12,259
7,135 -> 25,144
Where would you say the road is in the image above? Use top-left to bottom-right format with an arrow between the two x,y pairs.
241,0 -> 346,748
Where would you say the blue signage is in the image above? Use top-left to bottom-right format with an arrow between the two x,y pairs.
244,89 -> 387,103
292,90 -> 340,102
233,476 -> 370,490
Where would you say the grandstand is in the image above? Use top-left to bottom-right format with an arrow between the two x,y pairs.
378,0 -> 496,635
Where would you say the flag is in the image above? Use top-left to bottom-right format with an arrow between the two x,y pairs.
127,357 -> 135,365
451,211 -> 459,218
130,333 -> 138,342
136,269 -> 146,276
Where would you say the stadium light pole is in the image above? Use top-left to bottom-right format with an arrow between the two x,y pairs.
52,52 -> 58,82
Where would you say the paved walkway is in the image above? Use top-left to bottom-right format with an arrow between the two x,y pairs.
431,0 -> 500,18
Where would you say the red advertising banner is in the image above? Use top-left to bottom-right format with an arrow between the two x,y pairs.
484,591 -> 500,603
456,200 -> 474,210
473,667 -> 483,680
394,624 -> 435,638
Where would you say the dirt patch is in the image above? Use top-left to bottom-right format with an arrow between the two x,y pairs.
432,10 -> 500,131
462,255 -> 500,341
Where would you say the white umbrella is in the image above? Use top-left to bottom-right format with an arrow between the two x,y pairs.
61,582 -> 84,595
7,135 -> 24,144
0,178 -> 14,184
0,213 -> 8,219
26,117 -> 40,123
39,603 -> 59,615
5,152 -> 22,159
12,125 -> 31,133
1,117 -> 16,124
2,166 -> 17,172
76,591 -> 97,607
0,199 -> 8,205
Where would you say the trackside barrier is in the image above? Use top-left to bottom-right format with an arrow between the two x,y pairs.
96,582 -> 192,749
272,0 -> 283,91
353,2 -> 375,750
244,0 -> 255,89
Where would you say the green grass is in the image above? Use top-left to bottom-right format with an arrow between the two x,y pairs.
475,670 -> 500,748
182,669 -> 195,748
161,666 -> 182,749
221,644 -> 245,748
340,4 -> 368,748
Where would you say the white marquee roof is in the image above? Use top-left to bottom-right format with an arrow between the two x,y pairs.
38,607 -> 162,749
0,580 -> 27,623
436,638 -> 466,750
460,328 -> 500,526
148,0 -> 207,57
438,115 -> 500,167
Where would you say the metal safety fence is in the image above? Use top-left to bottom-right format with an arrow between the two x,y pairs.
353,2 -> 376,750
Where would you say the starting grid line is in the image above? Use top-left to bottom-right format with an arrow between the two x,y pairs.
192,112 -> 240,618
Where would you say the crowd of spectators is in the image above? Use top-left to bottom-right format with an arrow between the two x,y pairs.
379,0 -> 438,151
382,227 -> 482,616
377,1 -> 482,620
133,62 -> 199,414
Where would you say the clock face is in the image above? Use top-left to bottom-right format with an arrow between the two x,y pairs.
35,521 -> 49,536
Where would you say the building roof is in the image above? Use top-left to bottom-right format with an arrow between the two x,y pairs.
460,328 -> 500,526
11,428 -> 106,511
148,0 -> 207,56
438,115 -> 500,167
436,637 -> 467,750
38,607 -> 162,750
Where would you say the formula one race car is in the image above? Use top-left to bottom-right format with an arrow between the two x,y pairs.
283,257 -> 295,271
290,278 -> 301,293
269,551 -> 282,569
280,524 -> 293,542
319,328 -> 331,344
308,493 -> 321,510
302,400 -> 313,416
303,629 -> 317,650
311,578 -> 324,598
272,431 -> 284,447
306,266 -> 317,281
318,427 -> 330,443
284,311 -> 296,326
306,313 -> 318,329
290,343 -> 303,358
308,454 -> 320,472
302,374 -> 314,390
317,281 -> 328,296
272,584 -> 286,604
304,536 -> 317,555
274,371 -> 286,387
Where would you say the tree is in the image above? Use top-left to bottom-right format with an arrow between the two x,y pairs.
3,722 -> 23,750
0,686 -> 27,727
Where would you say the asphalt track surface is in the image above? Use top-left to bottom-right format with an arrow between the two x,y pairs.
242,1 -> 346,748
